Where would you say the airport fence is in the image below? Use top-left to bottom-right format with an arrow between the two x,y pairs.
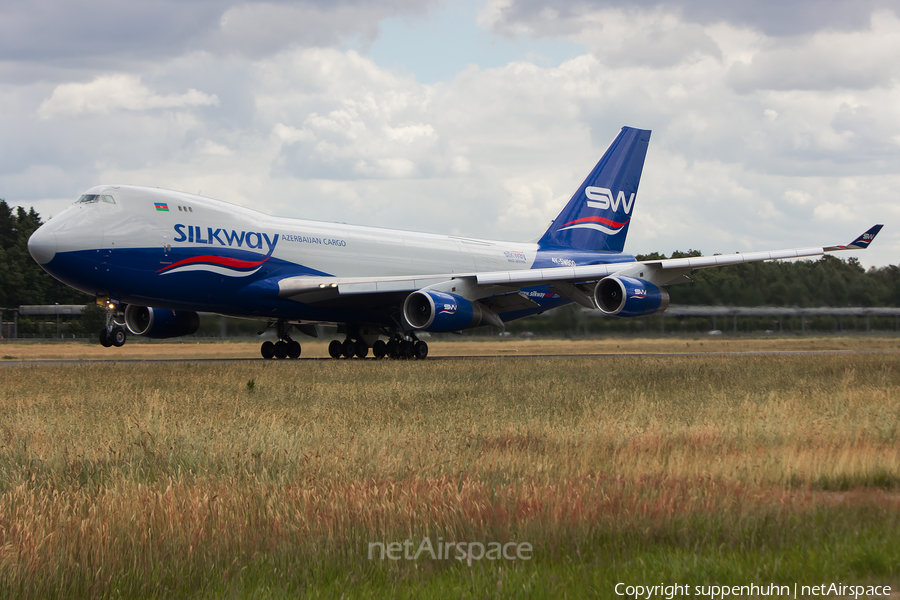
3,305 -> 900,341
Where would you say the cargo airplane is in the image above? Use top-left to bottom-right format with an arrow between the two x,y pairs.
27,127 -> 882,359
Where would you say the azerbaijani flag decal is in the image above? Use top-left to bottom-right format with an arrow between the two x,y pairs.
154,202 -> 169,211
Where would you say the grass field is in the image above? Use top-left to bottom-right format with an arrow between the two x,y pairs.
1,339 -> 899,598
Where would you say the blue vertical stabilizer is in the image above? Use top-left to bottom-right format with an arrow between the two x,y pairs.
538,127 -> 651,252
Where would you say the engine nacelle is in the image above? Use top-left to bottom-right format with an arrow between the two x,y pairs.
594,276 -> 670,317
403,290 -> 488,333
125,305 -> 200,339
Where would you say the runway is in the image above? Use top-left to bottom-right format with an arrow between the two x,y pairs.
2,348 -> 899,367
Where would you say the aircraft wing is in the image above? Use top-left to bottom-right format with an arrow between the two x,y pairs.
277,225 -> 883,309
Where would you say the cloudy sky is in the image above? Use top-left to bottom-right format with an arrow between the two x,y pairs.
3,0 -> 899,267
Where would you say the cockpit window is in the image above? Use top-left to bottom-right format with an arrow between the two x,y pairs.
76,194 -> 116,204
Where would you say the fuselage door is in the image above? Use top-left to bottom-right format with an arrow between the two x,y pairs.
161,231 -> 171,265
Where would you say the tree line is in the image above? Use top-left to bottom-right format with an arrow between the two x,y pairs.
637,249 -> 900,336
635,250 -> 900,308
1,200 -> 898,310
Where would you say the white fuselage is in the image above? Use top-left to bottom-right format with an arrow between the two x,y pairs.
43,185 -> 540,278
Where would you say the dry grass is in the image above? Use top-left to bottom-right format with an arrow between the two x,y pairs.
0,347 -> 899,597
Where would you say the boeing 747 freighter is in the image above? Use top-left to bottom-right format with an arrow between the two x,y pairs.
27,127 -> 882,359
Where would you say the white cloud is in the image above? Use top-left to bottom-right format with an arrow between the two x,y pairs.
482,7 -> 724,69
814,201 -> 853,221
0,0 -> 437,68
756,200 -> 784,220
384,123 -> 435,143
196,140 -> 232,156
37,74 -> 218,119
726,11 -> 900,92
592,12 -> 723,68
783,190 -> 811,206
478,0 -> 898,38
258,48 -> 449,181
496,178 -> 565,234
272,123 -> 315,144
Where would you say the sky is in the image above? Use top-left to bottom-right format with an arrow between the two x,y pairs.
2,0 -> 899,268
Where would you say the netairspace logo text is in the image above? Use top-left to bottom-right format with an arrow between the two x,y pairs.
368,537 -> 531,566
615,582 -> 892,600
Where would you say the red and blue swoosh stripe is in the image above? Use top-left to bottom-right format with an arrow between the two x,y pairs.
157,253 -> 272,277
558,215 -> 630,235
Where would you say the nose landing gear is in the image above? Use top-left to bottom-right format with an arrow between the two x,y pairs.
98,299 -> 126,347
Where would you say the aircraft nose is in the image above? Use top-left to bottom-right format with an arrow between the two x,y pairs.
28,225 -> 57,264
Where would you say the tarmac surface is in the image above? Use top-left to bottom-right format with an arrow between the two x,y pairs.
2,348 -> 899,367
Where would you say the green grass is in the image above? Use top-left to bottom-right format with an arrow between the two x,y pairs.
1,352 -> 899,598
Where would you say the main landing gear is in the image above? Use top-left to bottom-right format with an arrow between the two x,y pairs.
261,338 -> 301,360
329,334 -> 428,360
98,299 -> 127,347
259,321 -> 429,360
328,338 -> 369,359
260,319 -> 303,360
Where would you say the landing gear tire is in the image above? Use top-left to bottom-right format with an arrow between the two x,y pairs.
274,340 -> 288,359
414,341 -> 429,360
372,339 -> 387,359
341,339 -> 355,359
111,327 -> 126,347
400,340 -> 414,359
287,340 -> 301,359
328,340 -> 343,359
261,340 -> 275,359
387,339 -> 401,359
99,328 -> 112,347
355,340 -> 369,359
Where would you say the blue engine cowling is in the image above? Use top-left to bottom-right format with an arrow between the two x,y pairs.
403,290 -> 486,333
124,305 -> 200,339
593,276 -> 670,317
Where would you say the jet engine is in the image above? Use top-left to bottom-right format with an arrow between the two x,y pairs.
403,290 -> 496,333
594,276 -> 669,317
125,305 -> 201,339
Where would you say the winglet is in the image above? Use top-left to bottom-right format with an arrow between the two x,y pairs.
824,224 -> 883,252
